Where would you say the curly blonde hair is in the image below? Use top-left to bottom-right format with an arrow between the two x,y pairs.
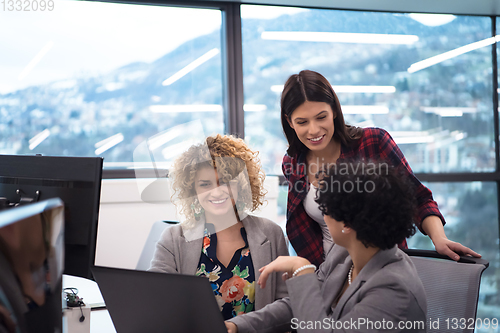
169,134 -> 266,224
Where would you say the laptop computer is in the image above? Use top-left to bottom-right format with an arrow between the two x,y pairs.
91,266 -> 228,333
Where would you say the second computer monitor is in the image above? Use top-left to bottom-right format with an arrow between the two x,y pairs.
0,154 -> 103,279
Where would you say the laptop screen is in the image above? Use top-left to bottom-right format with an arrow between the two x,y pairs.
0,198 -> 65,333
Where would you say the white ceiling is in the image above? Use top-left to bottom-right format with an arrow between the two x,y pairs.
208,0 -> 500,16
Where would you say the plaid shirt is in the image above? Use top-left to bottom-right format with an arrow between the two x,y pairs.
282,127 -> 445,267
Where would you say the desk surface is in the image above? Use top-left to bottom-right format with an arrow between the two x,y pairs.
62,275 -> 116,333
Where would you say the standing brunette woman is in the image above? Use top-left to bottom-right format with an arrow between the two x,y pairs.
281,70 -> 480,267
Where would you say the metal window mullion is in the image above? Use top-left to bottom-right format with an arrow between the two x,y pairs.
221,3 -> 244,138
492,16 -> 500,254
492,17 -> 500,173
415,172 -> 500,182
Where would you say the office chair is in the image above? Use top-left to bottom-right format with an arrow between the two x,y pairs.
136,220 -> 179,271
403,249 -> 489,333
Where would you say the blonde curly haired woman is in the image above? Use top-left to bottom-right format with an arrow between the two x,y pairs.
149,134 -> 288,320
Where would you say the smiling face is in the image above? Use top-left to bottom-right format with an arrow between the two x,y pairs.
194,166 -> 238,219
288,101 -> 336,153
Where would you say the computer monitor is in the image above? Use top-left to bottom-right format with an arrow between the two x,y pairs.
0,198 -> 65,333
0,154 -> 103,279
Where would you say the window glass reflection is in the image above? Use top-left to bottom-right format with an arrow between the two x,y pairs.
0,2 -> 223,167
281,179 -> 500,321
407,182 -> 499,322
242,5 -> 494,174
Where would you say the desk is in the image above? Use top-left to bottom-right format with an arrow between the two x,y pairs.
62,275 -> 116,333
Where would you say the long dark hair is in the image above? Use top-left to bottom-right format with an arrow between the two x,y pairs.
281,70 -> 363,158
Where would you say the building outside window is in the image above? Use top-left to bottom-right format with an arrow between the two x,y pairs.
0,2 -> 224,169
241,5 -> 500,321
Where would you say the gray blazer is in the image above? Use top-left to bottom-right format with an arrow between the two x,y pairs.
149,214 -> 289,311
228,245 -> 427,333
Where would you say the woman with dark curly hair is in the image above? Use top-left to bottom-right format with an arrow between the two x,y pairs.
226,161 -> 427,333
280,69 -> 479,267
149,134 -> 288,320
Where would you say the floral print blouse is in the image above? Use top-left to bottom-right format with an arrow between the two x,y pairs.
195,225 -> 255,320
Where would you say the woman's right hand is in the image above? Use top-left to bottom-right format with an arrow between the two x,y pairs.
225,321 -> 238,333
258,256 -> 313,288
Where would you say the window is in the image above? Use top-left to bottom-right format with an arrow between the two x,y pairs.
0,2 -> 223,168
241,4 -> 500,318
241,5 -> 493,174
2,1 -> 500,320
407,182 -> 499,320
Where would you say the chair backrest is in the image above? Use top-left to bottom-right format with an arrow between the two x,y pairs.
403,249 -> 489,333
136,220 -> 179,271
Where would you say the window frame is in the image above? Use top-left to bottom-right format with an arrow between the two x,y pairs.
76,0 -> 500,317
96,0 -> 245,179
13,1 -> 500,234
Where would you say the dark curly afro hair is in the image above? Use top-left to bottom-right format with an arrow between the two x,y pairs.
315,159 -> 417,250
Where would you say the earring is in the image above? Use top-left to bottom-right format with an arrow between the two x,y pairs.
191,198 -> 204,221
341,229 -> 345,233
236,200 -> 246,212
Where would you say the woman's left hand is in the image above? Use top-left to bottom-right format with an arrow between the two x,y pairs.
225,321 -> 238,333
258,256 -> 313,289
432,236 -> 481,261
422,215 -> 481,261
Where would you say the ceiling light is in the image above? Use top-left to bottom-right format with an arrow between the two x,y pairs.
342,105 -> 389,114
333,85 -> 395,93
29,129 -> 51,150
18,41 -> 54,81
162,48 -> 219,86
270,85 -> 396,94
408,13 -> 456,27
149,104 -> 222,113
408,37 -> 496,73
261,31 -> 418,45
95,133 -> 124,155
421,106 -> 476,117
244,104 -> 267,112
